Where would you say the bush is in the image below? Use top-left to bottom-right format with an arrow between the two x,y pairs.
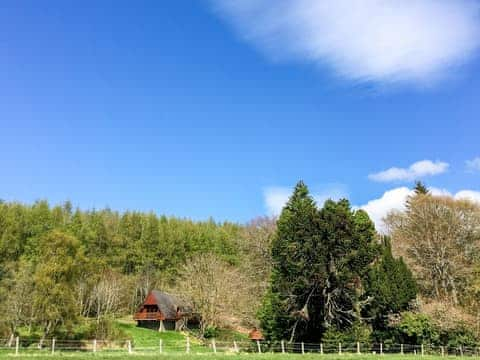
203,325 -> 219,339
394,312 -> 439,345
440,324 -> 478,348
421,300 -> 479,347
84,317 -> 127,340
375,311 -> 480,347
322,322 -> 372,350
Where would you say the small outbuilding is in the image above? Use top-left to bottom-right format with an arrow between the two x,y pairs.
134,290 -> 195,331
249,328 -> 264,341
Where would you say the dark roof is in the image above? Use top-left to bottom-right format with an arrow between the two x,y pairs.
150,290 -> 190,319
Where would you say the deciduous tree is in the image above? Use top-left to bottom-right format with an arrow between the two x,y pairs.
177,253 -> 248,336
32,230 -> 85,341
385,193 -> 480,305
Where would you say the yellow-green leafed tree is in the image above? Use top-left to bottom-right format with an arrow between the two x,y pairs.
32,230 -> 86,341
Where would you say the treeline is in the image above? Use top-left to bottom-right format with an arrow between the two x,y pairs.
258,182 -> 417,344
258,181 -> 480,348
0,200 -> 257,340
384,185 -> 480,347
1,180 -> 479,347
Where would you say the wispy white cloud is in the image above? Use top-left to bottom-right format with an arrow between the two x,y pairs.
368,160 -> 449,182
360,187 -> 480,231
455,190 -> 480,203
211,0 -> 480,84
263,185 -> 347,216
466,157 -> 480,172
360,187 -> 413,232
264,184 -> 480,231
264,187 -> 291,216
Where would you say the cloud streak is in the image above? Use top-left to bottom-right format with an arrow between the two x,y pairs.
211,0 -> 480,84
368,160 -> 449,182
466,157 -> 480,172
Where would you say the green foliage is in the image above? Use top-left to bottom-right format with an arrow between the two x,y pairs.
260,181 -> 323,341
260,181 -> 379,342
85,317 -> 127,340
394,312 -> 439,345
364,237 -> 417,332
258,288 -> 291,341
32,230 -> 85,339
319,201 -> 379,328
0,194 -> 468,347
390,312 -> 479,346
440,324 -> 478,348
203,326 -> 219,339
0,200 -> 242,339
322,321 -> 372,347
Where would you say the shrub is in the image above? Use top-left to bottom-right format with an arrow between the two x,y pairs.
321,322 -> 372,351
85,317 -> 126,340
394,312 -> 439,345
203,325 -> 219,339
421,300 -> 479,347
441,324 -> 478,348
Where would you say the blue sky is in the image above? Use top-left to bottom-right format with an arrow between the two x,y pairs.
1,0 -> 480,228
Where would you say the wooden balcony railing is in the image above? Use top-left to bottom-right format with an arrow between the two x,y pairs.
133,312 -> 164,321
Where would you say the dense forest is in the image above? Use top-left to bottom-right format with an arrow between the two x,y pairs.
0,200 -> 256,340
0,180 -> 479,347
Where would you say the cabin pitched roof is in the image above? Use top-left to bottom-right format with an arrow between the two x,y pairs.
146,290 -> 190,319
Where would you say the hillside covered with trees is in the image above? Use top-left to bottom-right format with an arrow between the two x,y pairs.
0,180 -> 479,348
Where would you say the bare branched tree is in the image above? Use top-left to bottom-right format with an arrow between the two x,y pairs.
236,217 -> 276,324
385,194 -> 480,305
176,253 -> 249,335
89,270 -> 124,322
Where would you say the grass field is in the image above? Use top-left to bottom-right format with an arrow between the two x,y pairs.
116,319 -> 191,346
0,354 -> 456,360
1,321 -> 470,359
0,320 -> 251,357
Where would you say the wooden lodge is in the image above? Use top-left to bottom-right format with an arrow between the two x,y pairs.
134,290 -> 196,331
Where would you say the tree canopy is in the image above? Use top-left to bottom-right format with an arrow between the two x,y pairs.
259,181 -> 393,342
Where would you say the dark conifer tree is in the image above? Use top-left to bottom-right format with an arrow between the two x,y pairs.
363,236 -> 417,334
259,181 -> 323,341
413,181 -> 429,195
318,200 -> 378,330
259,182 -> 379,342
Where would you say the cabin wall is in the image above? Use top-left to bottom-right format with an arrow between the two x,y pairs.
163,320 -> 176,331
137,320 -> 161,331
136,320 -> 177,331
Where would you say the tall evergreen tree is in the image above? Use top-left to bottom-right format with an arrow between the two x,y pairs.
318,200 -> 378,331
363,236 -> 417,333
259,181 -> 323,341
259,182 -> 379,342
